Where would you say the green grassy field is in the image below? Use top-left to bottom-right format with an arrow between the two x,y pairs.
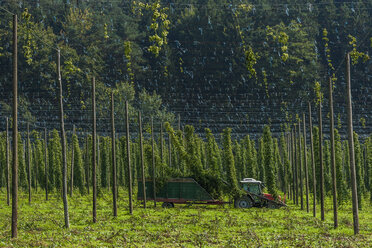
0,190 -> 371,247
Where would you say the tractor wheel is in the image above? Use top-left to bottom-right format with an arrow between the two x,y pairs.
234,196 -> 253,209
267,202 -> 279,209
162,202 -> 174,208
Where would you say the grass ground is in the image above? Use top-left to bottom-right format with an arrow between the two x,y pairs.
0,189 -> 371,247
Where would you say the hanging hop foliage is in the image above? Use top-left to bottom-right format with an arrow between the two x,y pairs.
132,0 -> 170,57
266,26 -> 289,62
348,35 -> 369,65
20,8 -> 37,65
124,41 -> 134,84
314,81 -> 323,105
244,45 -> 259,78
103,23 -> 109,40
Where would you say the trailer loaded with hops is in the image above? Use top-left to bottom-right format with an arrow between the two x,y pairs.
138,177 -> 286,208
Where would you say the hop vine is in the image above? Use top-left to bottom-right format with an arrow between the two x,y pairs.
348,35 -> 369,65
132,0 -> 170,57
267,26 -> 289,62
124,40 -> 134,84
20,8 -> 37,65
314,81 -> 323,105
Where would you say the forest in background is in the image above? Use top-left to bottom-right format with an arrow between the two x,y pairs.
0,0 -> 371,138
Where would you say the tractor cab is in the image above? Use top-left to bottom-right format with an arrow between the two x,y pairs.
240,178 -> 264,195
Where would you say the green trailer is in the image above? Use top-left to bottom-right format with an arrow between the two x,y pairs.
137,178 -> 227,208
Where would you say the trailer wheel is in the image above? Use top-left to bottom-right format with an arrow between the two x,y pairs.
234,196 -> 253,209
267,202 -> 280,209
162,202 -> 174,208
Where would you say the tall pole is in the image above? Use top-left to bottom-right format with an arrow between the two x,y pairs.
58,49 -> 70,228
178,114 -> 181,130
70,125 -> 75,197
6,118 -> 10,206
319,101 -> 325,221
85,136 -> 90,194
308,102 -> 316,217
111,92 -> 117,217
298,119 -> 303,210
346,53 -> 359,234
168,134 -> 172,168
329,77 -> 338,228
92,76 -> 97,223
11,14 -> 18,238
294,124 -> 298,205
138,112 -> 146,208
151,117 -> 157,207
287,133 -> 291,200
291,129 -> 295,204
126,101 -> 133,214
34,142 -> 38,192
44,128 -> 48,201
303,113 -> 309,213
160,122 -> 164,164
27,123 -> 31,204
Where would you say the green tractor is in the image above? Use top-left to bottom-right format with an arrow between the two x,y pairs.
234,178 -> 286,209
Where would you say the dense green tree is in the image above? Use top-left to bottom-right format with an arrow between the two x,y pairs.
354,132 -> 365,209
233,140 -> 243,181
324,140 -> 332,195
366,136 -> 372,202
72,133 -> 84,194
100,137 -> 110,188
279,133 -> 290,194
205,128 -> 221,176
222,128 -> 239,196
18,135 -> 27,190
334,129 -> 348,204
32,130 -> 45,190
343,140 -> 351,189
257,137 -> 265,182
262,125 -> 277,198
48,130 -> 62,191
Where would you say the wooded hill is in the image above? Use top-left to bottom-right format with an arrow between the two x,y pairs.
0,0 -> 371,137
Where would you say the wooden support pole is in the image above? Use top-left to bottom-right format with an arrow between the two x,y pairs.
85,136 -> 90,194
160,122 -> 164,164
291,129 -> 295,204
138,111 -> 146,208
58,49 -> 70,228
70,125 -> 75,197
168,133 -> 172,168
346,53 -> 359,234
298,119 -> 303,210
319,101 -> 325,221
92,76 -> 97,223
151,117 -> 156,207
6,118 -> 10,206
294,124 -> 298,205
111,92 -> 117,217
125,101 -> 133,214
27,123 -> 31,204
308,102 -> 316,217
329,77 -> 338,228
303,113 -> 309,213
11,14 -> 18,238
44,128 -> 48,201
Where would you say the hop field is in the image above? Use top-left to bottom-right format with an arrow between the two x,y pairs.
0,190 -> 371,247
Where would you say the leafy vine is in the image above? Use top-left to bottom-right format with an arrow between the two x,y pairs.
132,0 -> 170,57
20,8 -> 37,65
348,35 -> 369,65
124,40 -> 134,84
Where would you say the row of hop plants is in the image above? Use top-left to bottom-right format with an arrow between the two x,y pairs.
0,124 -> 371,205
